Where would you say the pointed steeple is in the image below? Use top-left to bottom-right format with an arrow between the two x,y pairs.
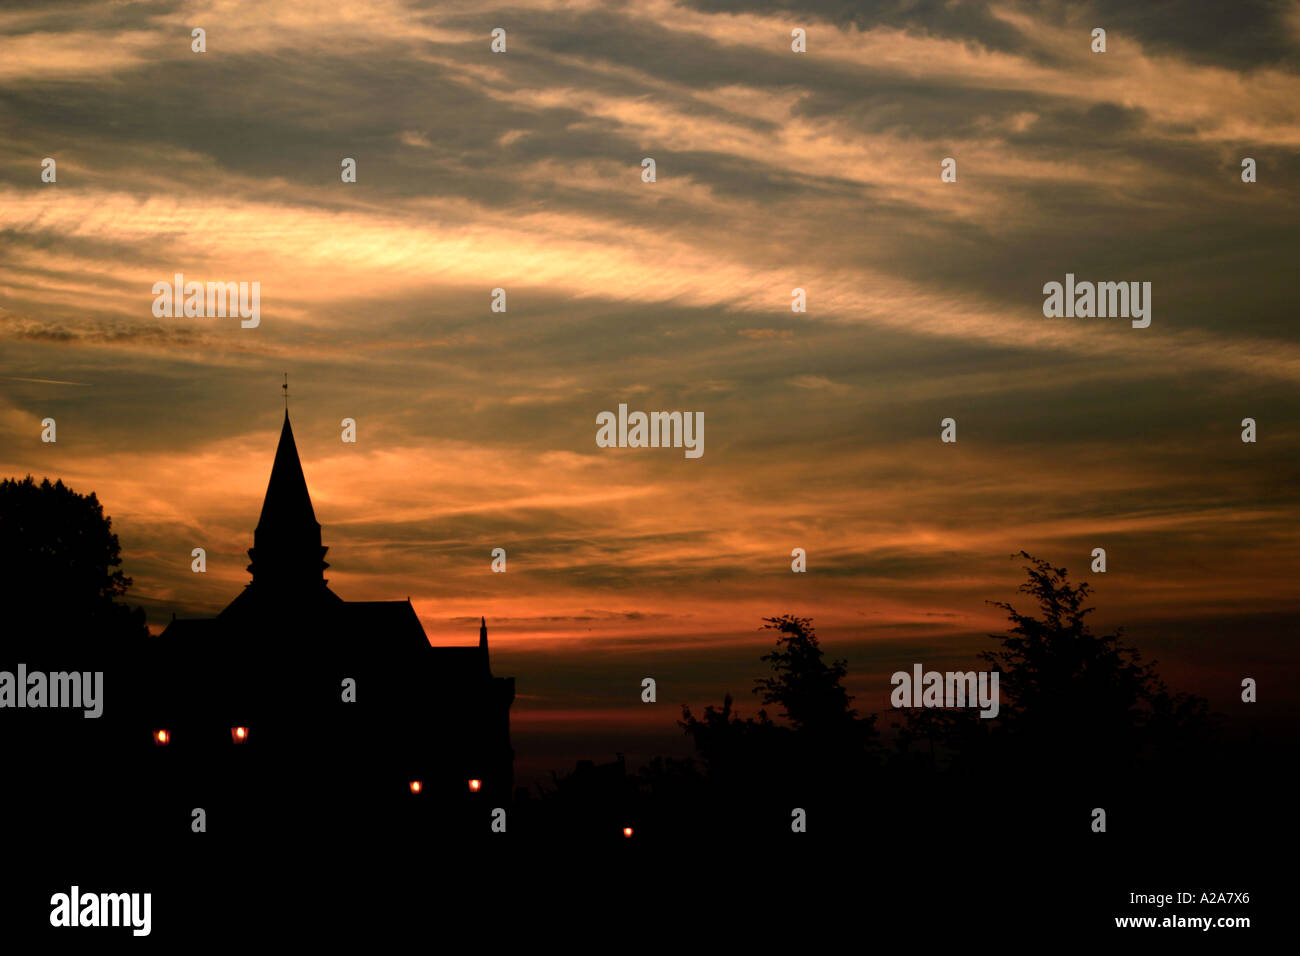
246,411 -> 329,588
479,616 -> 494,677
257,411 -> 319,533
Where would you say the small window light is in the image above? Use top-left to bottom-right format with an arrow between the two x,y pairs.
231,726 -> 248,743
468,779 -> 482,793
623,827 -> 634,838
154,729 -> 169,746
409,781 -> 422,794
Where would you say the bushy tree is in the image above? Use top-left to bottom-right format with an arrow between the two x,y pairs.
754,615 -> 858,731
894,552 -> 1211,778
0,475 -> 148,646
681,616 -> 877,794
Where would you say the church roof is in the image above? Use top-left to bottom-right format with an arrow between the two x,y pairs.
244,411 -> 329,587
157,618 -> 221,640
160,409 -> 494,679
256,411 -> 320,540
337,600 -> 433,653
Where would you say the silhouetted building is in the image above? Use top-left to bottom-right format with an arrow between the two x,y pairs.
151,412 -> 514,830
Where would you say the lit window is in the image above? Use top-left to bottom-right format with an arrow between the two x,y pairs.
154,729 -> 169,746
231,726 -> 248,743
623,827 -> 634,838
468,779 -> 482,793
409,781 -> 422,794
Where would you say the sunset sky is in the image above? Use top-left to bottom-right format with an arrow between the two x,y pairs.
3,0 -> 1298,784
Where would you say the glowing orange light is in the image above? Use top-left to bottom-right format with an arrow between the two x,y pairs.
231,726 -> 248,743
623,827 -> 634,838
468,779 -> 482,793
154,729 -> 169,745
409,781 -> 422,794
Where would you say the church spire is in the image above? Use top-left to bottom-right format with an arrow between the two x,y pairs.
479,616 -> 488,650
246,411 -> 329,588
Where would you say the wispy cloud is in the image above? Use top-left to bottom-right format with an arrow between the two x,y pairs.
3,0 -> 1298,771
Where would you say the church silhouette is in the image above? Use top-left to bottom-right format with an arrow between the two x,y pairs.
148,411 -> 515,839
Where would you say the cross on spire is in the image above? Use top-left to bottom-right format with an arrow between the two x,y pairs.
282,372 -> 289,411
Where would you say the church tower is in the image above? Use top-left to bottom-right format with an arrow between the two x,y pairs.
245,412 -> 330,592
159,400 -> 516,819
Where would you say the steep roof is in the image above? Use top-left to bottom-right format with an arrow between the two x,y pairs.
337,600 -> 435,654
256,411 -> 320,541
246,412 -> 329,587
159,410 -> 494,680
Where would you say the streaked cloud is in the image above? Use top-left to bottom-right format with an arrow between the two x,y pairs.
3,0 -> 1298,778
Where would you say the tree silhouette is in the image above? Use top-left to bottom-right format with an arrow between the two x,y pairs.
531,560 -> 1228,844
984,552 -> 1210,772
754,615 -> 858,731
894,551 -> 1211,779
680,615 -> 877,812
0,474 -> 148,646
679,691 -> 780,787
1,476 -> 151,848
